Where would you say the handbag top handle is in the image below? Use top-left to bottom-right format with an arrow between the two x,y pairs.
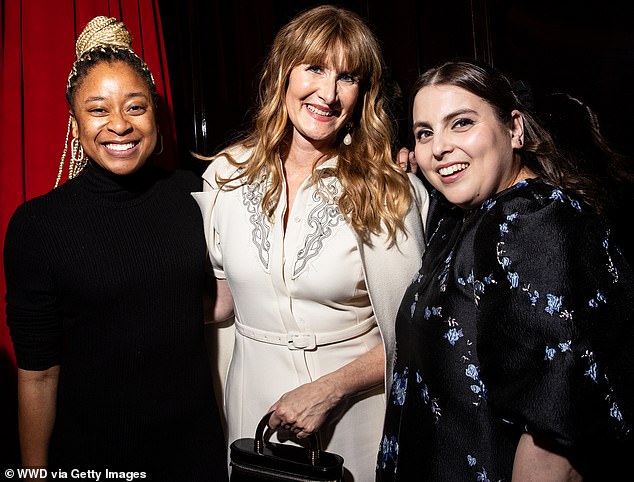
255,411 -> 322,465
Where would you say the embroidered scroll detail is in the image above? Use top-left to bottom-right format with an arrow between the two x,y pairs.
243,175 -> 271,269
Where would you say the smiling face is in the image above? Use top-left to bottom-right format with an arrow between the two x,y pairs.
70,61 -> 157,176
285,56 -> 359,151
412,84 -> 524,209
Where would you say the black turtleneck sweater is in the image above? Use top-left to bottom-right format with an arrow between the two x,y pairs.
4,162 -> 227,480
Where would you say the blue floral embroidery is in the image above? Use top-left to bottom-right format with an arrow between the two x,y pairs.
378,435 -> 399,470
545,294 -> 563,315
522,285 -> 540,305
499,212 -> 519,236
610,402 -> 623,422
482,199 -> 497,210
383,183 -> 632,479
421,384 -> 430,403
507,271 -> 519,288
558,341 -> 572,352
430,399 -> 442,421
496,243 -> 511,270
589,290 -> 607,308
476,468 -> 491,482
550,189 -> 566,202
439,262 -> 451,292
392,368 -> 409,405
482,274 -> 495,285
465,364 -> 479,380
425,306 -> 442,320
585,362 -> 599,383
469,271 -> 496,306
445,327 -> 464,346
415,370 -> 441,420
474,280 -> 485,296
465,363 -> 487,403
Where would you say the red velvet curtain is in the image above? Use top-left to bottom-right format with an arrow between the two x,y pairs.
0,0 -> 176,370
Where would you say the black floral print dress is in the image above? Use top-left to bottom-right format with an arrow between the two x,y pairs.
377,179 -> 634,481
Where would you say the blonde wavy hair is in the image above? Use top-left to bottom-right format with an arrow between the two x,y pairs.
201,5 -> 412,245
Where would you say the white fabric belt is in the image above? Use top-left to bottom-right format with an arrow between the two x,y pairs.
234,318 -> 377,350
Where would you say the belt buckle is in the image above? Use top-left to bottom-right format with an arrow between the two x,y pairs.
287,332 -> 316,350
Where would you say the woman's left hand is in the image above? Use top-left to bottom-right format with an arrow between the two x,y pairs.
268,343 -> 384,439
267,378 -> 342,439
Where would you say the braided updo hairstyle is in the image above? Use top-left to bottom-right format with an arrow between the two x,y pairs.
57,16 -> 158,187
66,16 -> 157,106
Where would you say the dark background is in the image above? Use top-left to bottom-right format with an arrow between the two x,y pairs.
157,0 -> 633,171
1,0 -> 631,470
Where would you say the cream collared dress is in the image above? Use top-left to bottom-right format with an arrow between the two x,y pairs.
194,146 -> 428,480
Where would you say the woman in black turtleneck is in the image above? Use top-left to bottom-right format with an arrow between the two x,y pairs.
3,17 -> 227,481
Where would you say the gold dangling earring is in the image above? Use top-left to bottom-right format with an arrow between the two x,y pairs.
55,115 -> 87,188
69,137 -> 87,179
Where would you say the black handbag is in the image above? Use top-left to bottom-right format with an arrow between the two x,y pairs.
229,412 -> 345,481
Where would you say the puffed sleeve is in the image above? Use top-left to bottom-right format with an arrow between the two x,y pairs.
192,163 -> 226,280
4,205 -> 63,370
192,151 -> 248,280
473,190 -> 634,453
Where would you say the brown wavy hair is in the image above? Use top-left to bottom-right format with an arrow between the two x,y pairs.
197,5 -> 413,245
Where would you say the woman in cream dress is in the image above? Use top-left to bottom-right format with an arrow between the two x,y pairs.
194,6 -> 428,480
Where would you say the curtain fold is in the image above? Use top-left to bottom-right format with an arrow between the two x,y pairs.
0,0 -> 176,368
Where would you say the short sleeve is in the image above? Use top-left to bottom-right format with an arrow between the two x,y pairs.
4,205 -> 63,370
473,191 -> 634,450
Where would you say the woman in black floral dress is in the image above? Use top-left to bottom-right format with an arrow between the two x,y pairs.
377,60 -> 634,481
